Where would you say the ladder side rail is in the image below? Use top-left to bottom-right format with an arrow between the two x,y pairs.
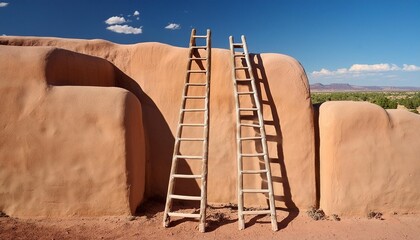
190,29 -> 197,47
198,29 -> 211,233
229,36 -> 246,230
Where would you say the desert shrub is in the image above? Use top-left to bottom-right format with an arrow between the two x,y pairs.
371,95 -> 398,109
310,92 -> 420,109
209,212 -> 227,222
307,207 -> 326,221
367,211 -> 383,220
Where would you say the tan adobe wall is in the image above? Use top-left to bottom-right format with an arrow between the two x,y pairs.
0,45 -> 145,217
319,101 -> 420,216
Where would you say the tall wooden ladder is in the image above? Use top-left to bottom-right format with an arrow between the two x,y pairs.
229,35 -> 278,231
163,29 -> 211,233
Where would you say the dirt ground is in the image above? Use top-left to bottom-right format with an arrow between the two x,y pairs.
1,200 -> 420,240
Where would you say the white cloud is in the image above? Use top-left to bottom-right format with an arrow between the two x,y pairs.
312,63 -> 420,77
105,16 -> 126,25
133,10 -> 140,16
106,25 -> 142,34
402,64 -> 420,72
0,2 -> 9,7
348,63 -> 400,72
165,23 -> 181,30
312,68 -> 333,76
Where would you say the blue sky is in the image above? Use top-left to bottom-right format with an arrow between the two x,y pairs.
1,0 -> 419,86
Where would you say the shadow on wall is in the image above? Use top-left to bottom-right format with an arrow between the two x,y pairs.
250,54 -> 299,230
114,67 -> 200,205
312,103 -> 321,208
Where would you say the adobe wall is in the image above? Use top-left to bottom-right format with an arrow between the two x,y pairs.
128,45 -> 316,210
0,36 -> 316,211
319,101 -> 420,216
0,45 -> 145,217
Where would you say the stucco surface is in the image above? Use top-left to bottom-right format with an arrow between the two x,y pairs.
0,36 -> 316,216
0,45 -> 145,217
319,101 -> 420,216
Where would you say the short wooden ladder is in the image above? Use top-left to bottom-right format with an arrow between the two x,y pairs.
163,29 -> 211,233
229,35 -> 278,231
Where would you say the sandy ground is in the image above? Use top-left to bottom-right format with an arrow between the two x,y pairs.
1,200 -> 420,240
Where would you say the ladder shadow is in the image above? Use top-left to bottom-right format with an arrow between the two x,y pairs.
191,51 -> 206,70
247,54 -> 299,230
246,214 -> 269,228
236,57 -> 278,230
115,68 -> 200,207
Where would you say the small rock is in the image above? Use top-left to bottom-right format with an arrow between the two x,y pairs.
0,211 -> 8,218
332,214 -> 341,221
367,211 -> 383,220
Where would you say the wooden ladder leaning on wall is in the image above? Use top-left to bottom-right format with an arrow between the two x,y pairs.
163,29 -> 211,233
229,35 -> 278,231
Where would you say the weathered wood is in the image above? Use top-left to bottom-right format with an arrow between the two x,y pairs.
168,212 -> 200,218
172,174 -> 203,179
163,28 -> 211,233
174,155 -> 203,159
199,28 -> 211,234
240,153 -> 265,157
229,36 -> 245,230
243,210 -> 271,215
237,91 -> 255,95
241,169 -> 268,174
229,35 -> 278,231
181,108 -> 207,112
240,136 -> 263,141
170,194 -> 201,201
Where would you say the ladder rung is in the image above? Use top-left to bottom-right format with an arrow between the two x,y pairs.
241,170 -> 268,174
175,155 -> 203,159
242,189 -> 270,193
237,91 -> 255,95
186,83 -> 207,86
242,210 -> 271,215
180,123 -> 206,127
234,53 -> 245,57
172,174 -> 202,179
233,43 -> 244,47
241,153 -> 265,157
236,78 -> 252,82
184,96 -> 206,99
240,136 -> 263,141
187,70 -> 207,73
170,194 -> 201,201
193,35 -> 207,38
239,108 -> 259,111
168,212 -> 200,218
178,138 -> 205,141
191,46 -> 207,49
182,108 -> 207,112
240,123 -> 261,128
190,57 -> 207,61
235,67 -> 248,70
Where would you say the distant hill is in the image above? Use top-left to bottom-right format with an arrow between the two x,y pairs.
310,83 -> 420,92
